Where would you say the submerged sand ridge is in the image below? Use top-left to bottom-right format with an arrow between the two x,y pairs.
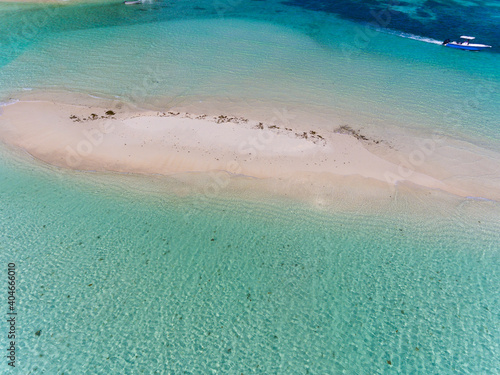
1,100 -> 499,201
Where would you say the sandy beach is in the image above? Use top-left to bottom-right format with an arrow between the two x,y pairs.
1,98 -> 499,201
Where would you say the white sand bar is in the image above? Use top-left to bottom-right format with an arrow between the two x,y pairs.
1,100 -> 498,200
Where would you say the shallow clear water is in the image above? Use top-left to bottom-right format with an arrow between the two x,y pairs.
1,141 -> 500,364
1,0 -> 499,373
0,150 -> 499,373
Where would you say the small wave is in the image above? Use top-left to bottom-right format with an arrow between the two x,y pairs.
0,99 -> 20,107
88,94 -> 105,99
465,196 -> 496,202
0,99 -> 19,115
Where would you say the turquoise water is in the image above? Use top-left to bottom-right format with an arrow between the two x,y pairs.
0,149 -> 499,373
1,0 -> 500,373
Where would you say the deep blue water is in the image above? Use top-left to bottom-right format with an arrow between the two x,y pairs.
284,0 -> 499,49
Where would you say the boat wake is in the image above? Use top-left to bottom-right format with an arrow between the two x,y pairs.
399,33 -> 442,45
381,29 -> 443,45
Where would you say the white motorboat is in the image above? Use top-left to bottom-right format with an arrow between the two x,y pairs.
442,36 -> 492,51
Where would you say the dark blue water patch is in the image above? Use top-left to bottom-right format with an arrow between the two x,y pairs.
415,8 -> 431,18
281,0 -> 499,52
